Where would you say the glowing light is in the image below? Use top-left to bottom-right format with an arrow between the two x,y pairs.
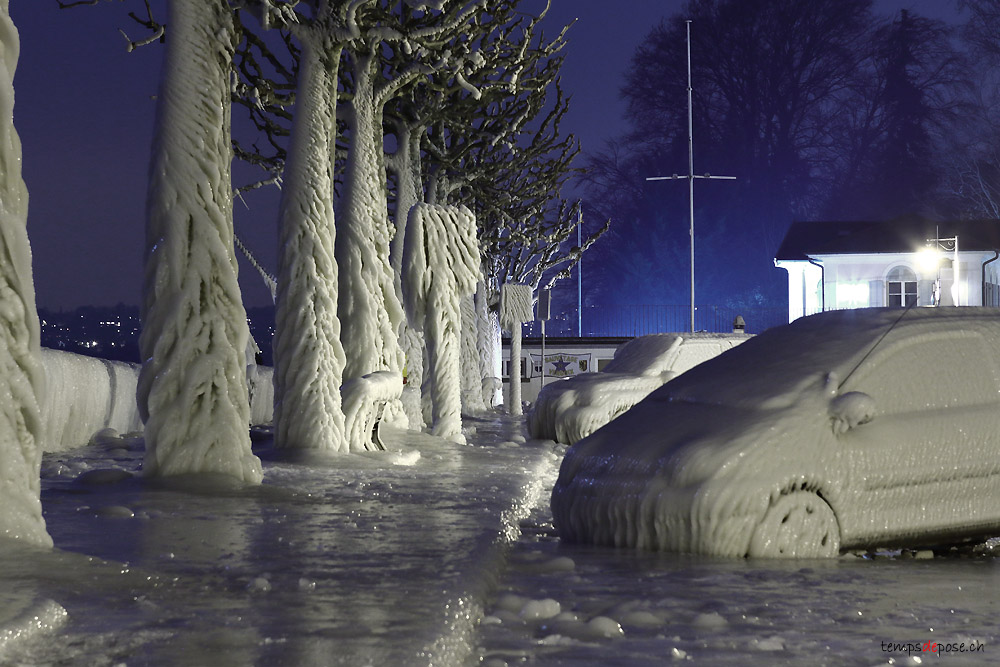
917,246 -> 941,273
837,282 -> 869,309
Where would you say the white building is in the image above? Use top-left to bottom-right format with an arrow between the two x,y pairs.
774,218 -> 1000,322
502,336 -> 626,404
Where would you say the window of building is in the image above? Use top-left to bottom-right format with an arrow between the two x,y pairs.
886,266 -> 917,307
502,357 -> 528,382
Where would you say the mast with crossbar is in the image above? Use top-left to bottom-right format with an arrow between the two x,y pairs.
646,20 -> 735,333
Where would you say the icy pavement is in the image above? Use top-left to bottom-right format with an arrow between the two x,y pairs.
0,414 -> 561,666
475,471 -> 1000,667
5,414 -> 1000,666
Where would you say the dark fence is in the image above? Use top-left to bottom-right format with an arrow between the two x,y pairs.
523,304 -> 788,338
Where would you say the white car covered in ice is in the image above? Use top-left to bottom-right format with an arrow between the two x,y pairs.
528,333 -> 749,444
551,308 -> 1000,558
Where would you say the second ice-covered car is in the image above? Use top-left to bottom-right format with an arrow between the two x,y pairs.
551,308 -> 1000,558
528,333 -> 749,444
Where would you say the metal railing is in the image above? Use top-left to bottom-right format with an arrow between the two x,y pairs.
522,304 -> 788,337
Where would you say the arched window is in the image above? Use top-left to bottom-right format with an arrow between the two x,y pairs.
886,266 -> 917,307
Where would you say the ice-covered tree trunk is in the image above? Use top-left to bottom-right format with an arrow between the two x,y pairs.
273,33 -> 348,452
390,122 -> 423,292
476,281 -> 502,408
390,122 -> 426,426
336,49 -> 405,382
459,294 -> 486,413
138,0 -> 262,483
402,204 -> 480,442
0,2 -> 50,548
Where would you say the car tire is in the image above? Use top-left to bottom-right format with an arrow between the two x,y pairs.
747,491 -> 840,558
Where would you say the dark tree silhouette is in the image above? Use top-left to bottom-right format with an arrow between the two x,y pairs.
823,9 -> 966,219
582,0 -> 966,318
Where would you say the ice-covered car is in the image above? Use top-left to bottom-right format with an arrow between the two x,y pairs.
551,307 -> 1000,558
528,333 -> 749,444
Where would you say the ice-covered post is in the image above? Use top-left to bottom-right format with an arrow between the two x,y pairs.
401,203 -> 480,442
500,284 -> 532,416
137,0 -> 262,483
0,1 -> 51,548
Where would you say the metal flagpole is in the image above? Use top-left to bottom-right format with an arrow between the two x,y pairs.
645,20 -> 735,333
577,205 -> 583,337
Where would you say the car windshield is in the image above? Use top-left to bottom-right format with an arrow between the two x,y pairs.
660,310 -> 894,409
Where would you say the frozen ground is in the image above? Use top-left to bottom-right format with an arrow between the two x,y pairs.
0,414 -> 559,666
477,488 -> 1000,666
2,411 -> 1000,666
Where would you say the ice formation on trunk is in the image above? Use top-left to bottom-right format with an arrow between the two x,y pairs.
137,0 -> 261,483
459,294 -> 487,413
273,32 -> 348,452
342,370 -> 404,450
336,49 -> 405,383
0,1 -> 50,548
402,204 -> 480,442
390,122 -> 427,429
500,284 -> 533,416
475,282 -> 501,408
389,121 -> 422,301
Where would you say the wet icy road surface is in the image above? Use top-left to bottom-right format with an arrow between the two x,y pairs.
475,475 -> 1000,667
2,415 -> 560,666
4,413 -> 1000,666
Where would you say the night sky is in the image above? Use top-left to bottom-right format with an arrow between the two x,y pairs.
12,0 -> 961,311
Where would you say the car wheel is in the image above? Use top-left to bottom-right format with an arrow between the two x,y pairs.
747,491 -> 840,558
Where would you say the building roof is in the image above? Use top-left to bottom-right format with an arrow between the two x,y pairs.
774,217 -> 1000,261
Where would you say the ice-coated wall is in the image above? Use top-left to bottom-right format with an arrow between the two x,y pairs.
247,365 -> 274,427
39,349 -> 143,452
0,0 -> 50,548
39,350 -> 273,453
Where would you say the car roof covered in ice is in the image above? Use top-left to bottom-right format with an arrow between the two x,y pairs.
657,308 -> 1000,408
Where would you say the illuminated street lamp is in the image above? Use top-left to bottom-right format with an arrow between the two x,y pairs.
920,234 -> 959,306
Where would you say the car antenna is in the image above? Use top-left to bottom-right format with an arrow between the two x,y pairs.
838,303 -> 915,390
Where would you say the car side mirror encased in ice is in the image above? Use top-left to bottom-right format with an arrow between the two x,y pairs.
829,391 -> 876,435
